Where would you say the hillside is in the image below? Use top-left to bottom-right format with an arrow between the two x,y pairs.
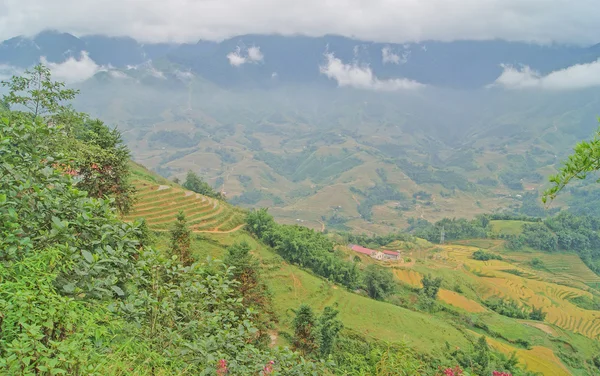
67,74 -> 600,234
131,168 -> 600,375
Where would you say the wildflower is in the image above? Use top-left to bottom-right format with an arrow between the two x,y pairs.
263,360 -> 275,375
216,359 -> 228,375
442,366 -> 463,376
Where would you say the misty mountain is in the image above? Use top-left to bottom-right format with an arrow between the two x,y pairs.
1,30 -> 599,89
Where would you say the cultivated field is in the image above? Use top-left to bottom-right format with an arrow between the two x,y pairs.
124,169 -> 246,233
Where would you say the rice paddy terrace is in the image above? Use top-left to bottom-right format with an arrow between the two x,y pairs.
124,165 -> 246,232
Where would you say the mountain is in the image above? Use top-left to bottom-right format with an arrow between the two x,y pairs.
1,30 -> 599,89
4,31 -> 600,233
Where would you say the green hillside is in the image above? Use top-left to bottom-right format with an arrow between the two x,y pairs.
128,168 -> 600,376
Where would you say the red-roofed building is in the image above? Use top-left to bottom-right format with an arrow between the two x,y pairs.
382,250 -> 400,260
350,245 -> 400,261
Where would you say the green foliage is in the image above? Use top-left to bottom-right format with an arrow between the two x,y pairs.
170,211 -> 192,265
247,209 -> 360,289
182,170 -> 223,199
292,304 -> 319,356
544,121 -> 600,203
363,264 -> 396,300
70,119 -> 136,214
421,274 -> 443,300
317,306 -> 343,356
356,183 -> 407,221
412,217 -> 487,243
0,84 -> 325,374
567,295 -> 600,310
484,297 -> 546,321
472,249 -> 503,261
229,189 -> 284,206
1,64 -> 78,118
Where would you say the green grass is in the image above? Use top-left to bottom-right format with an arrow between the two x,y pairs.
490,220 -> 526,236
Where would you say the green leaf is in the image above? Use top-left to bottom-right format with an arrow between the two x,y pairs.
0,193 -> 6,203
82,250 -> 94,263
111,285 -> 125,296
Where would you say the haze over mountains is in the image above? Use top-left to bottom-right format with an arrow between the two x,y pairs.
3,30 -> 600,233
2,30 -> 600,89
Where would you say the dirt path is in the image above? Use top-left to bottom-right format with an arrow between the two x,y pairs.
193,224 -> 245,234
153,224 -> 245,234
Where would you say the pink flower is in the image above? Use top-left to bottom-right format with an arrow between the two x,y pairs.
216,359 -> 228,375
442,366 -> 463,376
262,360 -> 275,375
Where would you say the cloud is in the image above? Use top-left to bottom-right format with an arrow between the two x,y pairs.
227,46 -> 264,66
227,47 -> 247,66
490,59 -> 600,90
1,1 -> 598,45
0,64 -> 22,81
41,51 -> 104,83
319,53 -> 423,91
247,46 -> 263,62
381,46 -> 410,65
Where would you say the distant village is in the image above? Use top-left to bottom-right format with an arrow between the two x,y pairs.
349,244 -> 400,261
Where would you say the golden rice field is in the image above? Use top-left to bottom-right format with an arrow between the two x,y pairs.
124,179 -> 246,232
393,268 -> 423,287
476,331 -> 571,376
438,289 -> 486,312
443,245 -> 600,340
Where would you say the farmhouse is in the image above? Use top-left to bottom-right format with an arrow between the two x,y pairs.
350,244 -> 400,261
382,250 -> 400,260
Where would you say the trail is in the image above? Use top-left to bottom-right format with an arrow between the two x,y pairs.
316,220 -> 325,232
153,224 -> 245,234
193,224 -> 245,234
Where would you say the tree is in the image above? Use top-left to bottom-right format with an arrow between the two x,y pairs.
1,64 -> 78,118
544,120 -> 600,204
246,208 -> 276,240
69,119 -> 136,213
363,264 -> 396,300
474,336 -> 490,373
529,306 -> 547,321
292,304 -> 319,356
421,274 -> 443,300
317,306 -> 343,356
136,218 -> 155,249
182,170 -> 222,199
170,211 -> 192,265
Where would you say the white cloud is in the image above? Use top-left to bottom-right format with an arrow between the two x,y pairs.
41,51 -> 104,83
382,46 -> 410,65
490,59 -> 600,90
247,46 -> 263,62
319,53 -> 424,91
1,1 -> 598,45
382,47 -> 400,64
108,70 -> 128,79
227,46 -> 264,66
271,72 -> 278,79
227,47 -> 247,66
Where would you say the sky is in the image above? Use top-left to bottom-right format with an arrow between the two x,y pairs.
1,0 -> 599,45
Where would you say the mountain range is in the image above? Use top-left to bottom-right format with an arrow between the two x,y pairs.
2,30 -> 600,89
3,30 -> 600,233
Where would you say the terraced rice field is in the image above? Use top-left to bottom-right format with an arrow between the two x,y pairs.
124,180 -> 246,232
478,332 -> 571,376
438,289 -> 486,312
444,245 -> 600,340
393,268 -> 423,287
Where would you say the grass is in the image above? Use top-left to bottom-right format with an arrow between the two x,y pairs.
128,166 -> 600,375
490,220 -> 527,236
